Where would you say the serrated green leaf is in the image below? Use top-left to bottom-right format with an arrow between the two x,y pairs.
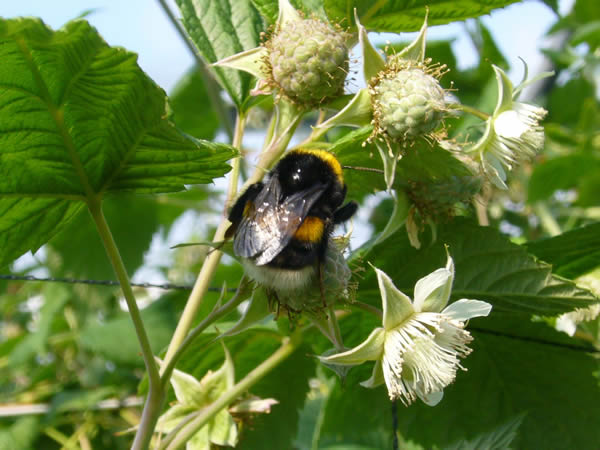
525,223 -> 600,279
324,0 -> 519,33
396,316 -> 600,448
361,218 -> 598,315
0,18 -> 235,267
320,313 -> 600,448
48,195 -> 167,280
328,126 -> 389,199
443,413 -> 524,450
176,0 -> 263,108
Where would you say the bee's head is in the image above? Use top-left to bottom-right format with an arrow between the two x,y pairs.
275,149 -> 343,195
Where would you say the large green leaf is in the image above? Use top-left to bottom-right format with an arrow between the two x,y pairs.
324,0 -> 519,32
525,223 -> 600,279
0,18 -> 235,268
48,195 -> 179,280
169,67 -> 220,140
359,218 -> 598,315
328,126 -> 472,200
176,0 -> 264,108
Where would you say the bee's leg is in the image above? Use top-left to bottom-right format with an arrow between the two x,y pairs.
266,289 -> 281,319
318,261 -> 327,310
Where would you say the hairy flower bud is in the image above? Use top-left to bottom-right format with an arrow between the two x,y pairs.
267,18 -> 349,106
370,61 -> 447,143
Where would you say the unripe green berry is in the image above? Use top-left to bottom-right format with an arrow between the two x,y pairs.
406,176 -> 481,221
268,18 -> 349,106
371,64 -> 446,141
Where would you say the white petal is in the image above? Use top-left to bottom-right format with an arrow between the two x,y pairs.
413,266 -> 453,313
494,110 -> 529,138
418,390 -> 444,406
443,299 -> 492,321
319,328 -> 385,365
373,266 -> 415,330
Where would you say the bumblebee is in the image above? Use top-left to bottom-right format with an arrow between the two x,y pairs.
225,149 -> 357,293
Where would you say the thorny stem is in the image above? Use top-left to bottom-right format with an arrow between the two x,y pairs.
160,331 -> 303,450
448,102 -> 490,121
162,114 -> 245,369
87,199 -> 161,450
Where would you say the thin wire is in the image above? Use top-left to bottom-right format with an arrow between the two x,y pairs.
1,274 -> 598,353
0,274 -> 234,292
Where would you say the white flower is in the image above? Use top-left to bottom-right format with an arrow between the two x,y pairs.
320,253 -> 491,406
469,65 -> 548,189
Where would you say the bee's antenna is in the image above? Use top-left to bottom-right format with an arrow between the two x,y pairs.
342,165 -> 384,174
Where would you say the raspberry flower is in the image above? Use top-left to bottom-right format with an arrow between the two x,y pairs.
214,0 -> 350,107
467,65 -> 548,189
319,254 -> 492,406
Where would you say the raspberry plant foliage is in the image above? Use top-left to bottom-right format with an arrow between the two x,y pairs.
1,0 -> 600,449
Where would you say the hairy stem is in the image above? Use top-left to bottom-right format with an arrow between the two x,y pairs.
449,103 -> 490,121
162,114 -> 245,369
160,278 -> 250,385
160,331 -> 303,450
87,199 -> 161,450
351,301 -> 383,319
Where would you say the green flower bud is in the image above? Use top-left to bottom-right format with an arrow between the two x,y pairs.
370,60 -> 447,143
267,18 -> 349,106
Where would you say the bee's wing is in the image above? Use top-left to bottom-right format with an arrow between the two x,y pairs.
234,175 -> 327,266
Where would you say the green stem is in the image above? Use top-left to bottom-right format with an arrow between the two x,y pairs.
87,199 -> 161,450
156,0 -> 234,141
449,103 -> 490,121
351,301 -> 383,319
161,114 -> 245,369
160,278 -> 250,386
159,331 -> 303,450
534,202 -> 562,237
327,306 -> 345,351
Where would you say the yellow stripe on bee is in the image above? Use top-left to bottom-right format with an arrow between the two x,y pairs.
293,148 -> 343,184
294,216 -> 325,243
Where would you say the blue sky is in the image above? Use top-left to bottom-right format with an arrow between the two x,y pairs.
2,0 -> 569,93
